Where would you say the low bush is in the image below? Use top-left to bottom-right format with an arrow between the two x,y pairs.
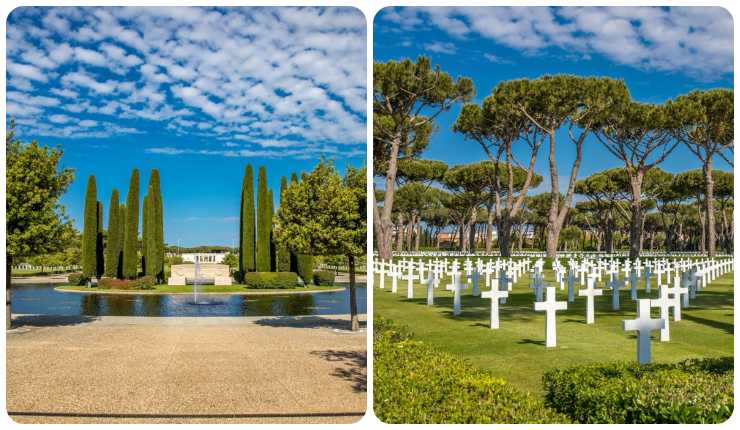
313,270 -> 335,286
67,272 -> 88,286
244,272 -> 298,289
97,276 -> 156,290
542,357 -> 733,423
296,254 -> 314,284
374,316 -> 569,424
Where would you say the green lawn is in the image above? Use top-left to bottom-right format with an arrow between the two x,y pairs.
11,269 -> 72,277
374,268 -> 733,395
57,284 -> 342,294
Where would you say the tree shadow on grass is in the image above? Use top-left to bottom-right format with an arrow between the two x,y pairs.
311,349 -> 367,393
518,338 -> 546,346
681,313 -> 734,335
10,314 -> 98,329
253,316 -> 366,331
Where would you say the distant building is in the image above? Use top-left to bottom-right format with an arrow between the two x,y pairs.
181,252 -> 227,264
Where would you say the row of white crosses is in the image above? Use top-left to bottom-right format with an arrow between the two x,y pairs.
375,256 -> 733,363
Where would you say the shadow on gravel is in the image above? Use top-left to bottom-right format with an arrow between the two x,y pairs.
10,314 -> 98,328
252,316 -> 366,331
311,349 -> 367,393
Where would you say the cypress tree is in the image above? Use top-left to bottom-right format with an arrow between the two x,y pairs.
117,205 -> 126,278
96,201 -> 105,278
122,169 -> 140,279
296,254 -> 314,285
276,177 -> 291,271
81,175 -> 97,278
150,169 -> 164,282
268,189 -> 275,272
290,172 -> 298,185
104,189 -> 120,278
239,165 -> 256,276
256,166 -> 270,271
142,192 -> 150,276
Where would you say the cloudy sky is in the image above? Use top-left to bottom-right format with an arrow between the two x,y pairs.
6,6 -> 366,246
375,6 -> 733,193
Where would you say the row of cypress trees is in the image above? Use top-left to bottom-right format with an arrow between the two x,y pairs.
238,166 -> 313,282
81,169 -> 164,281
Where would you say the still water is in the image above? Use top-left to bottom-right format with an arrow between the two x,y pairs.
11,284 -> 367,317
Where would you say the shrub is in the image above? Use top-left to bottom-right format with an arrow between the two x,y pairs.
313,270 -> 335,286
244,272 -> 298,289
296,254 -> 313,284
374,317 -> 569,424
542,357 -> 734,423
67,272 -> 88,286
97,276 -> 156,290
133,275 -> 156,289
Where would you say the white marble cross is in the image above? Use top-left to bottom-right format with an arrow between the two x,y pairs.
425,272 -> 435,306
609,275 -> 625,310
481,286 -> 509,329
666,278 -> 685,321
650,285 -> 672,342
445,271 -> 466,316
378,260 -> 386,289
390,264 -> 399,293
578,274 -> 603,324
623,298 -> 665,364
534,287 -> 568,347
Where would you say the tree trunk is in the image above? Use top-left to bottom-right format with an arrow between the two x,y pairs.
414,218 -> 421,251
347,254 -> 358,331
395,214 -> 404,252
497,215 -> 512,257
405,214 -> 414,252
376,131 -> 402,261
7,256 -> 12,329
468,210 -> 477,253
628,173 -> 644,260
698,210 -> 706,254
485,208 -> 494,253
704,158 -> 716,257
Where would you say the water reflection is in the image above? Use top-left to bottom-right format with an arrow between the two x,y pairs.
11,284 -> 367,317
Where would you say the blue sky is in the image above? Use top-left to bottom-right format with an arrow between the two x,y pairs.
6,6 -> 366,246
374,6 -> 733,194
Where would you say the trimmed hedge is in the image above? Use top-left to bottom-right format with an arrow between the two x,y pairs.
97,275 -> 156,290
296,254 -> 313,284
67,272 -> 88,286
374,317 -> 569,424
313,270 -> 335,286
244,272 -> 298,289
542,357 -> 734,423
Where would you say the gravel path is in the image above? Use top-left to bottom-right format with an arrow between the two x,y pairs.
7,314 -> 366,424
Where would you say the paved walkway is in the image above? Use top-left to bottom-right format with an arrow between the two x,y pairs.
7,314 -> 366,424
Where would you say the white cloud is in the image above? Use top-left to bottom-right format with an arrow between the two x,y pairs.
49,114 -> 72,123
7,61 -> 47,82
6,6 -> 366,157
424,41 -> 457,54
381,6 -> 733,78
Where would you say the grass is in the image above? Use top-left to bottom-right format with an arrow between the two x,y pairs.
57,284 -> 343,294
374,267 -> 733,395
11,269 -> 73,277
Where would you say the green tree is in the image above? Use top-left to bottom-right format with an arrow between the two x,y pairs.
256,166 -> 271,271
6,125 -> 74,328
594,102 -> 678,259
275,161 -> 366,331
122,169 -> 140,278
81,175 -> 98,278
239,164 -> 256,277
143,170 -> 164,281
453,84 -> 544,256
96,200 -> 104,278
142,192 -> 150,275
669,89 -> 733,256
104,189 -> 121,277
276,177 -> 291,271
374,56 -> 474,260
